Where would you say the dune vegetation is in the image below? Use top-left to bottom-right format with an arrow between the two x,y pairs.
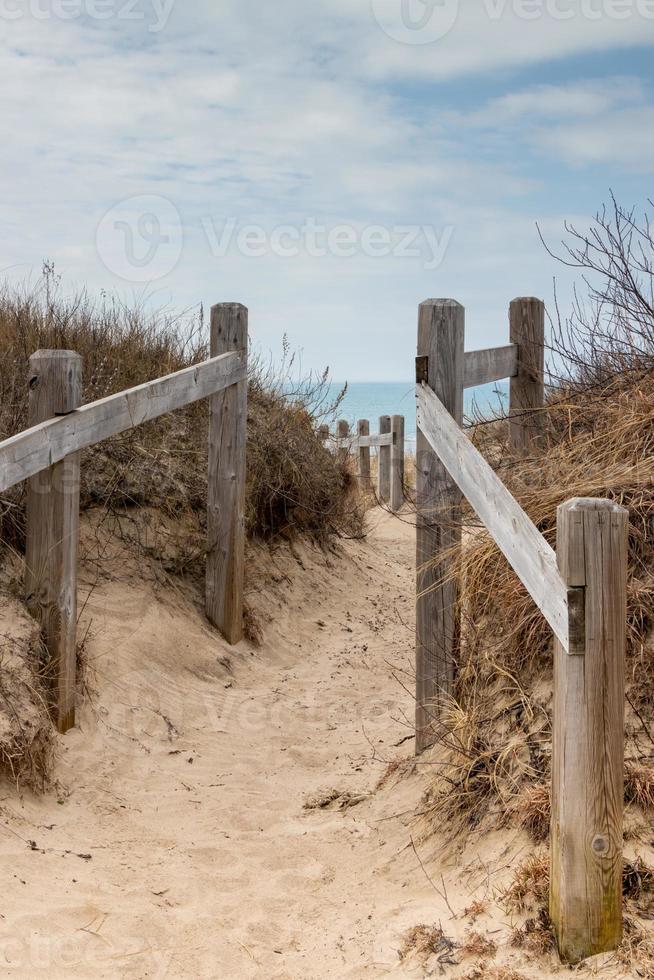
0,265 -> 364,785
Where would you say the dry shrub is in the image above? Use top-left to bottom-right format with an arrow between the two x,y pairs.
398,924 -> 458,968
422,362 -> 654,834
0,598 -> 54,788
618,915 -> 654,977
0,268 -> 363,562
508,783 -> 551,842
510,911 -> 555,956
419,199 -> 654,835
462,371 -> 654,677
623,857 -> 654,912
421,676 -> 550,836
0,269 -> 364,786
463,899 -> 489,922
461,930 -> 497,958
463,967 -> 527,980
625,761 -> 654,812
501,855 -> 549,914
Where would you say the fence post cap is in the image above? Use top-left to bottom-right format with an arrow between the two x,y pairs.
558,497 -> 629,517
510,296 -> 544,305
211,301 -> 248,311
419,298 -> 463,309
29,349 -> 82,363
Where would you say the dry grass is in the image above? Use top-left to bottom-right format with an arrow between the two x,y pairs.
398,924 -> 458,968
463,967 -> 527,980
508,783 -> 551,842
509,911 -> 555,956
421,364 -> 654,840
461,930 -> 497,959
463,899 -> 489,922
0,598 -> 54,789
625,761 -> 654,812
0,269 -> 365,786
501,855 -> 550,914
0,268 -> 364,561
618,915 -> 654,977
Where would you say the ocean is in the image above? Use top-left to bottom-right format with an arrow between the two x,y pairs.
326,381 -> 509,450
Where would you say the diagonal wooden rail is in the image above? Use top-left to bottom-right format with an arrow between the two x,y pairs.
416,381 -> 568,647
414,296 -> 628,966
0,350 -> 246,494
0,304 -> 248,736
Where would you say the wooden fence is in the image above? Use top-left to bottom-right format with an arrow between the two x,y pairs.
415,297 -> 628,964
319,415 -> 405,513
0,291 -> 631,965
0,302 -> 248,735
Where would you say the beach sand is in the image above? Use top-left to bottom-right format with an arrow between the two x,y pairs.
0,508 -> 635,978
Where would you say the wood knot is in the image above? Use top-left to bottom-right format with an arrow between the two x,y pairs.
29,375 -> 40,390
591,835 -> 610,856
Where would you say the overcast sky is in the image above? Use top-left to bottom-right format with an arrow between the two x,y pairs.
2,1 -> 654,379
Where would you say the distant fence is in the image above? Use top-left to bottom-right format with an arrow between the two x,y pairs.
414,297 -> 628,964
319,415 -> 405,513
0,303 -> 248,735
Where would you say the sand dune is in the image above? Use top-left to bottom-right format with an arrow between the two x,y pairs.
0,509 -> 637,978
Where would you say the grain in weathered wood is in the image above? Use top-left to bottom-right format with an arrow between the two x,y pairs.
390,414 -> 404,513
25,350 -> 82,734
550,498 -> 628,964
357,433 -> 392,449
377,415 -> 391,503
0,351 -> 246,495
357,419 -> 371,489
510,297 -> 545,453
206,305 -> 248,645
415,300 -> 464,753
416,381 -> 568,648
463,344 -> 518,389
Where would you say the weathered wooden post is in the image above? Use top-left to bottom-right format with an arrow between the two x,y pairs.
378,415 -> 391,503
206,303 -> 248,645
415,300 -> 464,753
551,498 -> 628,963
357,419 -> 371,489
510,297 -> 545,453
318,423 -> 330,444
25,350 -> 82,734
336,420 -> 350,464
390,414 -> 405,513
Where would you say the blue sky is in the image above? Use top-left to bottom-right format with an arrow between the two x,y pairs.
2,0 -> 654,379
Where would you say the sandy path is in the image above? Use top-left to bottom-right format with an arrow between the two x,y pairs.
0,509 -> 446,978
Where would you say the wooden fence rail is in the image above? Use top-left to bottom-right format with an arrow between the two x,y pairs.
0,303 -> 248,735
415,296 -> 628,964
0,291 -> 630,965
320,416 -> 405,513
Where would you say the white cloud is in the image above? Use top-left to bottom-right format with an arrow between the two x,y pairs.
475,78 -> 646,123
0,2 -> 651,377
